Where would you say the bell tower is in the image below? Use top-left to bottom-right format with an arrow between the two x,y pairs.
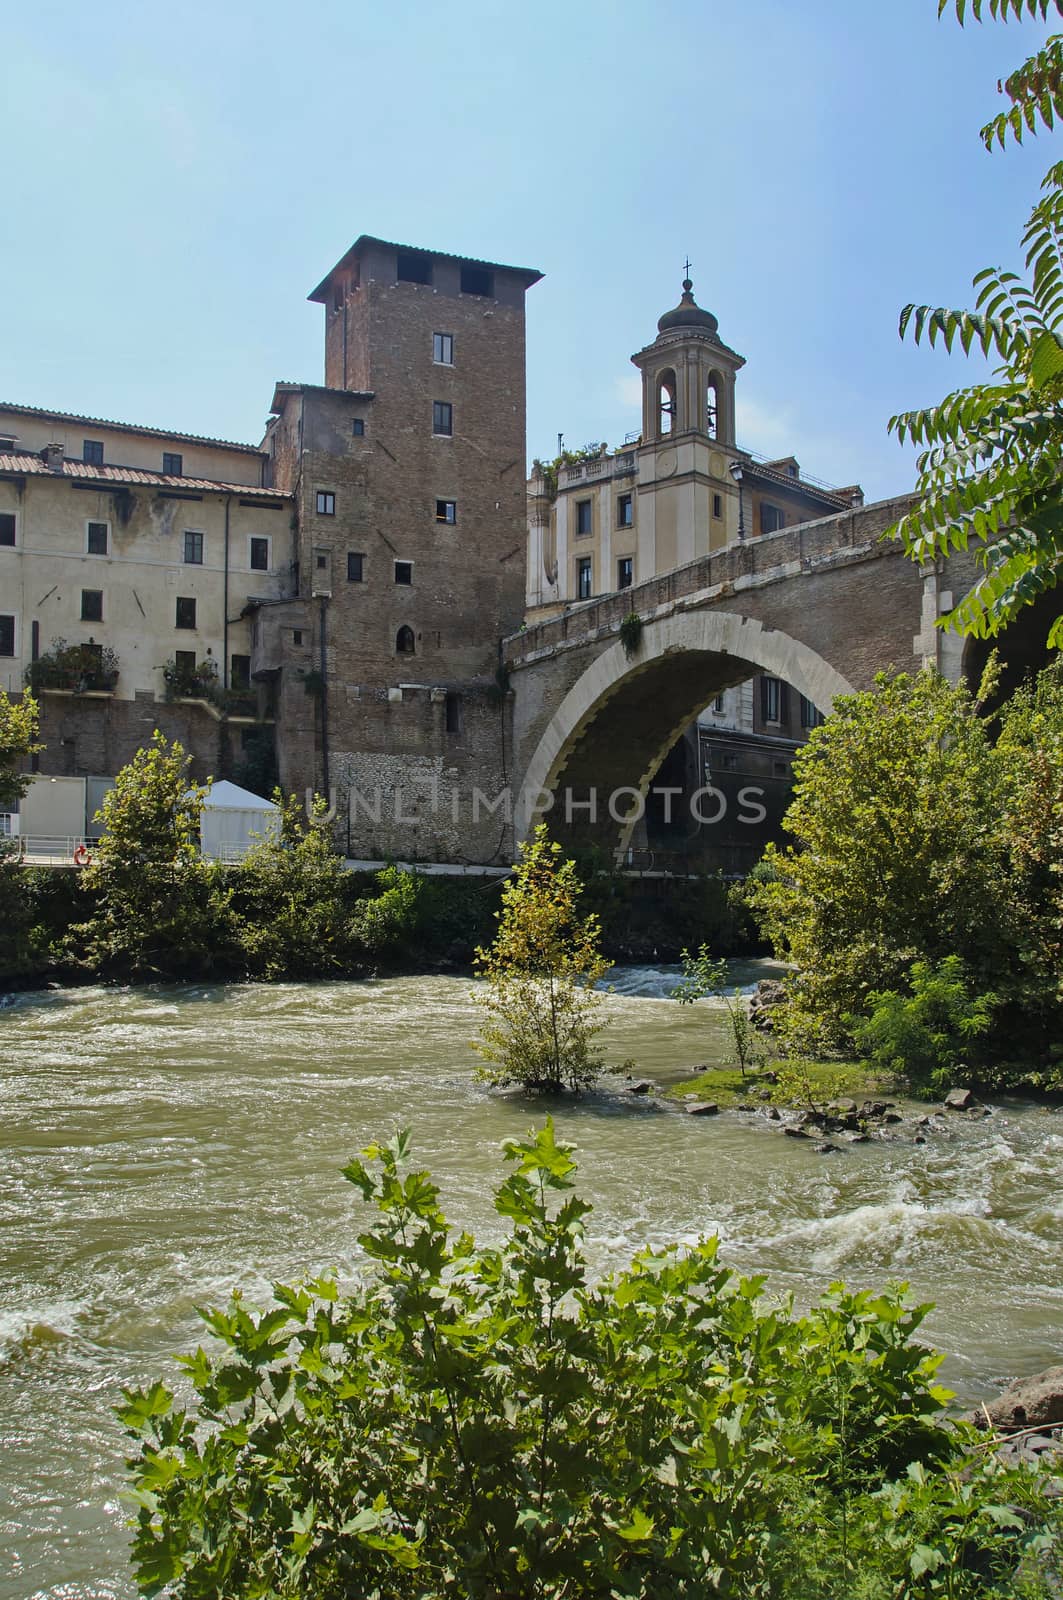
630,276 -> 746,564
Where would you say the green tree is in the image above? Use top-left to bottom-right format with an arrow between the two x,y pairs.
75,732 -> 232,978
889,1 -> 1063,644
473,825 -> 610,1092
0,689 -> 41,809
119,1123 -> 1062,1599
849,956 -> 999,1090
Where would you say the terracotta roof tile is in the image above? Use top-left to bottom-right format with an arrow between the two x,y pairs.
0,401 -> 265,455
0,453 -> 290,499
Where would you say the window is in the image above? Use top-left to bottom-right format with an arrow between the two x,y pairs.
183,530 -> 204,565
657,370 -> 676,437
316,490 -> 336,516
394,561 -> 413,585
760,676 -> 787,724
712,493 -> 723,519
176,596 -> 197,629
231,654 -> 251,691
293,629 -> 304,646
460,265 -> 493,297
432,401 -> 453,437
174,649 -> 196,677
577,557 -> 592,600
445,692 -> 462,733
617,557 -> 633,589
706,377 -> 720,439
162,451 -> 183,476
435,499 -> 457,524
82,439 -> 104,465
433,332 -> 454,365
773,759 -> 790,778
718,752 -> 739,772
250,536 -> 269,572
0,615 -> 14,656
347,552 -> 364,582
81,589 -> 103,622
332,282 -> 344,312
397,251 -> 433,285
316,553 -> 327,569
396,625 -> 415,654
0,513 -> 15,547
575,499 -> 592,536
0,436 -> 16,453
352,418 -> 365,437
617,493 -> 633,528
760,503 -> 785,534
86,521 -> 108,556
800,694 -> 824,730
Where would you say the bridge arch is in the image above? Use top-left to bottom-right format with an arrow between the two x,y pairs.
515,609 -> 854,857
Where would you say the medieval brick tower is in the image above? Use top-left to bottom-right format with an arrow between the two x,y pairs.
257,237 -> 542,862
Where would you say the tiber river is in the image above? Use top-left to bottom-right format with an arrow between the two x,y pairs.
3,964 -> 1063,1599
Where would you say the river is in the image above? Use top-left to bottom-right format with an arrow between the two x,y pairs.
2,966 -> 1063,1599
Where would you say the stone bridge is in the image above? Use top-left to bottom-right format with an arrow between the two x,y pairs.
505,494 -> 980,858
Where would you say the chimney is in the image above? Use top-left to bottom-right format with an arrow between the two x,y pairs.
42,442 -> 65,473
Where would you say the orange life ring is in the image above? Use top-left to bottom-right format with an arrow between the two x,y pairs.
72,844 -> 91,867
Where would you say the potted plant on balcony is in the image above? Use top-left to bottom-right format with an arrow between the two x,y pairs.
163,656 -> 219,704
26,638 -> 119,693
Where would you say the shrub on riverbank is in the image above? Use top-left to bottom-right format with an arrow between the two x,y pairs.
751,663 -> 1063,1087
120,1122 -> 1062,1599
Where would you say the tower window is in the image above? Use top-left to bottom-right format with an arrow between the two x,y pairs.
175,596 -> 197,629
617,557 -> 633,590
293,629 -> 304,646
445,692 -> 462,733
352,418 -> 365,436
433,332 -> 454,365
760,503 -> 785,534
163,452 -> 183,476
435,499 -> 457,524
397,251 -> 433,285
86,521 -> 109,556
617,493 -> 633,528
396,624 -> 415,654
332,282 -> 344,312
706,377 -> 721,439
0,513 -> 15,546
432,401 -> 453,437
460,266 -> 493,297
575,499 -> 592,536
347,552 -> 364,582
183,530 -> 204,565
81,589 -> 103,622
712,493 -> 722,519
82,439 -> 104,465
0,615 -> 14,655
250,536 -> 270,572
657,370 -> 676,437
577,557 -> 592,600
316,490 -> 336,515
394,560 -> 413,585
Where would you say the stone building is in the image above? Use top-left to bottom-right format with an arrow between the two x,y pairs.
1,238 -> 543,860
0,404 -> 291,835
524,277 -> 861,869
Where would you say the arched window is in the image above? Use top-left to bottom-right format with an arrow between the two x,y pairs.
396,625 -> 415,655
706,375 -> 720,439
657,369 -> 676,437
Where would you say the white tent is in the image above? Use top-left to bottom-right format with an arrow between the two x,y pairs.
199,780 -> 280,861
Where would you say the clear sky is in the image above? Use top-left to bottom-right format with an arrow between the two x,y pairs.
1,0 -> 1057,502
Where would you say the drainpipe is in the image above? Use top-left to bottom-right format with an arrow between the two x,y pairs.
319,594 -> 330,794
222,494 -> 232,688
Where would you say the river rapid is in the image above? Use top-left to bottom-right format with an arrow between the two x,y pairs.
2,966 -> 1063,1599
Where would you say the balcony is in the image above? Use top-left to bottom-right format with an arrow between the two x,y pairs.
26,640 -> 119,695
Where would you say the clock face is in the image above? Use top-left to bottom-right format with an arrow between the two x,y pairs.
710,451 -> 725,478
655,448 -> 677,479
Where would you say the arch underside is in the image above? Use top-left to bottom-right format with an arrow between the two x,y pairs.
517,610 -> 853,860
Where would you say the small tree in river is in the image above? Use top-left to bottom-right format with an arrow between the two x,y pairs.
473,825 -> 610,1093
672,943 -> 768,1080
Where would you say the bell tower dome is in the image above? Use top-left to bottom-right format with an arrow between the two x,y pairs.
631,275 -> 744,446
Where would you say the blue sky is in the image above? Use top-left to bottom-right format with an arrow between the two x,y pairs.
1,0 -> 1056,501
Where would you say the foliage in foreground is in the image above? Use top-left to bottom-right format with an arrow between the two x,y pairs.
473,824 -> 610,1092
889,0 -> 1063,644
750,664 -> 1063,1076
120,1123 -> 1062,1599
0,688 -> 41,809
